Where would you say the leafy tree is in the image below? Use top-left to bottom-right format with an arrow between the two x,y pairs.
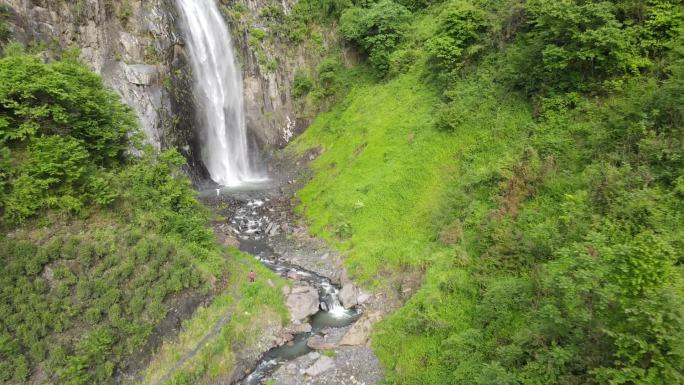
0,53 -> 137,223
339,0 -> 412,75
0,54 -> 135,166
506,0 -> 682,94
292,69 -> 314,97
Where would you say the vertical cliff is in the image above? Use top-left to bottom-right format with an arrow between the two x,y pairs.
222,0 -> 342,150
3,0 -> 347,177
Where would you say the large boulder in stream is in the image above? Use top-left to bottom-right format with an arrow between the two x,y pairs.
286,283 -> 319,323
339,283 -> 358,309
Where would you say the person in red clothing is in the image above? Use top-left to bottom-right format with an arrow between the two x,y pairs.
249,270 -> 256,283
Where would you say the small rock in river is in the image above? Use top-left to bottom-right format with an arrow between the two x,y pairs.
307,335 -> 336,350
281,333 -> 294,342
268,224 -> 280,236
304,356 -> 335,376
291,323 -> 312,333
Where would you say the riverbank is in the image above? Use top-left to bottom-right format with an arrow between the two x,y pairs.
131,248 -> 288,385
202,164 -> 387,384
130,149 -> 390,384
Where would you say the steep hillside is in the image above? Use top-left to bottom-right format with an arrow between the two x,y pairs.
289,0 -> 684,384
1,0 -> 682,384
0,49 -> 287,385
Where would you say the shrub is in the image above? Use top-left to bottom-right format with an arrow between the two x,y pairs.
425,1 -> 489,82
117,0 -> 133,26
388,48 -> 417,75
505,0 -> 677,94
292,69 -> 313,97
396,0 -> 443,11
249,28 -> 266,41
292,0 -> 353,20
0,53 -> 137,223
0,5 -> 11,46
0,54 -> 134,165
318,56 -> 342,89
339,0 -> 412,75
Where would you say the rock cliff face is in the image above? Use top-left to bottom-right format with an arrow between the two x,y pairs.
3,0 -> 340,178
3,0 -> 209,179
223,0 -> 342,150
6,0 -> 169,147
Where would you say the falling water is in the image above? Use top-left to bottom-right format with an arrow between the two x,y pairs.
176,0 -> 265,186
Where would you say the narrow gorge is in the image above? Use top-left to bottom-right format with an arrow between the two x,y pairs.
1,1 -> 682,385
3,0 -> 384,383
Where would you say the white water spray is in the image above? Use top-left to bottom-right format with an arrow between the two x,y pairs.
176,0 -> 265,186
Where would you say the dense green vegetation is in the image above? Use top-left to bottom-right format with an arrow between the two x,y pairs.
0,6 -> 11,48
0,47 -> 205,384
0,50 -> 134,224
290,0 -> 684,384
222,0 -> 366,115
0,46 -> 286,384
1,0 -> 682,384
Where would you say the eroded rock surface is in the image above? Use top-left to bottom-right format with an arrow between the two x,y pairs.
4,0 -> 176,149
339,312 -> 383,346
271,345 -> 383,385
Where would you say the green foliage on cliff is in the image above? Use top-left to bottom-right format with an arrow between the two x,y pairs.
339,0 -> 412,75
0,49 -> 284,384
293,0 -> 684,384
0,53 -> 135,223
0,5 -> 11,47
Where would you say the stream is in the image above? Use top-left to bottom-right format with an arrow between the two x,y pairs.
200,184 -> 362,385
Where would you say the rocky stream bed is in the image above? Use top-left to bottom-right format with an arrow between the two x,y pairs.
197,177 -> 388,385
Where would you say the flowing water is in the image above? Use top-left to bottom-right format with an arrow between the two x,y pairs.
176,0 -> 265,186
177,1 -> 358,381
201,187 -> 361,385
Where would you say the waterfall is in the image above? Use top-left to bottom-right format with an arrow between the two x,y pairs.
176,0 -> 265,186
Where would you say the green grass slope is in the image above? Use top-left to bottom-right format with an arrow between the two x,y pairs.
140,249 -> 288,385
288,0 -> 684,384
295,68 -> 531,283
293,63 -> 541,385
